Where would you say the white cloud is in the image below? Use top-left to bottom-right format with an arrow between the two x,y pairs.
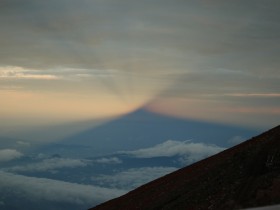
0,171 -> 126,206
16,141 -> 31,147
0,149 -> 23,162
92,167 -> 177,190
0,65 -> 120,80
0,66 -> 59,80
120,140 -> 226,165
94,157 -> 122,164
8,157 -> 87,172
228,136 -> 246,145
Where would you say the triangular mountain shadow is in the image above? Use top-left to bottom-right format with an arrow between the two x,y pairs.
89,125 -> 280,210
43,109 -> 258,157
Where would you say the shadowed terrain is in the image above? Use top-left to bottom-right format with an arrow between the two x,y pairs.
89,125 -> 280,210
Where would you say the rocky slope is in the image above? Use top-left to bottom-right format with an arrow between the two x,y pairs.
89,125 -> 280,210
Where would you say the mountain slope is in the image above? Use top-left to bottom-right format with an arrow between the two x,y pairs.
89,125 -> 280,210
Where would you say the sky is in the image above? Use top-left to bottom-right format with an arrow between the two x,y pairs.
0,0 -> 279,138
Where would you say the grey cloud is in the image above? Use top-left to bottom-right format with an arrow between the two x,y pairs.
0,171 -> 126,206
0,0 -> 106,69
7,157 -> 87,172
228,136 -> 246,146
0,0 -> 279,96
94,157 -> 122,164
16,141 -> 31,147
161,68 -> 280,105
0,149 -> 23,162
1,0 -> 279,73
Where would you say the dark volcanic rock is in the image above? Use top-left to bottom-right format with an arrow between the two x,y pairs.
89,125 -> 280,210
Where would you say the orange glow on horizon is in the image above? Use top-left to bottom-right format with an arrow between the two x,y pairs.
145,97 -> 280,129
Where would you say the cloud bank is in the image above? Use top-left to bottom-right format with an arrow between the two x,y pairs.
0,171 -> 126,206
121,140 -> 226,164
0,149 -> 23,162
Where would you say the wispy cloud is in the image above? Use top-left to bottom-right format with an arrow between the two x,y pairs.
16,141 -> 31,147
228,136 -> 246,146
94,157 -> 122,164
0,66 -> 122,81
225,93 -> 280,98
120,140 -> 226,164
225,107 -> 280,115
92,167 -> 177,190
0,149 -> 23,162
0,66 -> 59,80
7,157 -> 87,172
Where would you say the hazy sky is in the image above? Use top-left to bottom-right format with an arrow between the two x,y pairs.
0,0 -> 279,135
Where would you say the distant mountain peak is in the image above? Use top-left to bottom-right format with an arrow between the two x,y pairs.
89,125 -> 280,210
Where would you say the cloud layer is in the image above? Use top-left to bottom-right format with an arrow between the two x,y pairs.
121,140 -> 226,164
7,157 -> 87,172
0,149 -> 23,162
0,171 -> 126,206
